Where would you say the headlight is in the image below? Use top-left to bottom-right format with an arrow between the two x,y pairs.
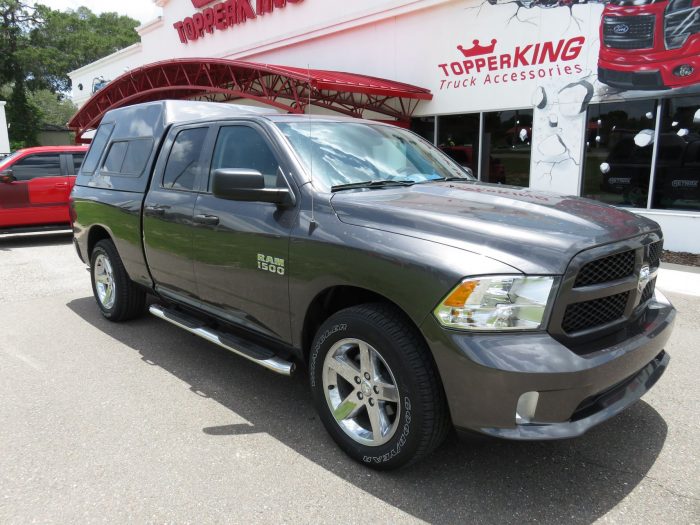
434,275 -> 556,331
664,0 -> 700,50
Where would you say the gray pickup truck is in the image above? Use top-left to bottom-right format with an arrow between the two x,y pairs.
71,100 -> 675,469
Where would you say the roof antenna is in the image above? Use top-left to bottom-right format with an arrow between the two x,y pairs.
307,64 -> 317,232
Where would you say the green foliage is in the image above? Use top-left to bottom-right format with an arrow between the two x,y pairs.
5,80 -> 40,147
0,1 -> 39,86
28,89 -> 77,127
23,5 -> 140,93
0,2 -> 139,149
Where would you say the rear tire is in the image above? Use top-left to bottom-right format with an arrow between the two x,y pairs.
309,303 -> 450,470
90,239 -> 145,322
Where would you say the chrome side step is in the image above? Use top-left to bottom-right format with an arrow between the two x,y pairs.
149,304 -> 295,376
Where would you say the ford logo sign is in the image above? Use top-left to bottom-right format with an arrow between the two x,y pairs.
613,24 -> 630,34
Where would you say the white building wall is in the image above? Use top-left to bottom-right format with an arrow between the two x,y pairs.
0,102 -> 9,155
636,211 -> 700,253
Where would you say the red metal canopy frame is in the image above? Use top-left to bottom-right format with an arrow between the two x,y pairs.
68,58 -> 433,143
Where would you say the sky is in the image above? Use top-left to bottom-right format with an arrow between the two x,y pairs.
33,0 -> 162,24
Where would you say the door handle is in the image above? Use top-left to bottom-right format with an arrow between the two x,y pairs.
194,214 -> 220,226
144,205 -> 167,216
54,183 -> 69,188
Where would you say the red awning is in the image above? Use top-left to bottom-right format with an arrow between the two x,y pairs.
68,58 -> 432,142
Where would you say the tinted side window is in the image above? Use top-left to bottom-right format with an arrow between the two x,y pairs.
163,128 -> 208,191
82,123 -> 114,174
104,142 -> 128,172
12,154 -> 61,181
211,126 -> 280,189
121,140 -> 152,175
103,139 -> 152,176
72,153 -> 85,174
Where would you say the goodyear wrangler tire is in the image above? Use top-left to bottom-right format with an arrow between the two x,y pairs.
90,239 -> 146,322
309,303 -> 450,469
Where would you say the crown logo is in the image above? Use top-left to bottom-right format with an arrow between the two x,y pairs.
457,39 -> 497,58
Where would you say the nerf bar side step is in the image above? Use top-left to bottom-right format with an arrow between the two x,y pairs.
148,304 -> 295,376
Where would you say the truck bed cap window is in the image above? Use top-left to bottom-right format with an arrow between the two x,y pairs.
81,124 -> 114,175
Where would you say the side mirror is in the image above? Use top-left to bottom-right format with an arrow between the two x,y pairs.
0,170 -> 15,183
211,169 -> 295,207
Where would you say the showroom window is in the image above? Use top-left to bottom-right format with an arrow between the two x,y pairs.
652,95 -> 700,212
482,109 -> 533,186
582,99 -> 657,208
411,110 -> 532,186
410,117 -> 435,143
437,113 -> 480,176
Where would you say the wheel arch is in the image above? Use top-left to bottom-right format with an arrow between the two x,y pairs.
300,285 -> 427,364
87,225 -> 113,259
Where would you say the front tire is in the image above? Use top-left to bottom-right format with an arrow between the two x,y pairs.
309,304 -> 449,469
90,239 -> 146,322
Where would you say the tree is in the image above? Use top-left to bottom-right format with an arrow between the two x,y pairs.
0,2 -> 140,147
29,89 -> 77,127
0,2 -> 41,147
0,1 -> 39,86
5,81 -> 41,147
23,6 -> 140,93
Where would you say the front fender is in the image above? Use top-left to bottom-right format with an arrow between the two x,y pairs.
288,200 -> 520,349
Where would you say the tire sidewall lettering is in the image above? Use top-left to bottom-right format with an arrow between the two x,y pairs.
363,396 -> 412,464
309,323 -> 347,387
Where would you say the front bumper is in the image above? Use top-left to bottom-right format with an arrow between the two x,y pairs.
420,290 -> 675,439
598,40 -> 700,90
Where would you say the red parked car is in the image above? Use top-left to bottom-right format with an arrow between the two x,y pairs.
0,146 -> 88,232
598,0 -> 700,90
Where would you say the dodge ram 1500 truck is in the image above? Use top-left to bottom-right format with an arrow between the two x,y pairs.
71,100 -> 675,469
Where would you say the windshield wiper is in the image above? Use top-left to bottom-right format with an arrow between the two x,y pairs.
428,176 -> 471,182
331,180 -> 416,192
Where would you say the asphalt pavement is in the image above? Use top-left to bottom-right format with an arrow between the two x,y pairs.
0,232 -> 698,524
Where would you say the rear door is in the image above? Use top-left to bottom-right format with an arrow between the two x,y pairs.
191,122 -> 297,341
68,152 -> 86,175
66,151 -> 86,196
0,152 -> 67,228
143,124 -> 213,303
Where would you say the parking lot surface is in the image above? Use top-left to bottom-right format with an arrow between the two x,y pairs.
1,233 -> 698,524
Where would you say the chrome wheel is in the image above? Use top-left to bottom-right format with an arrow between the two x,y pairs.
94,253 -> 116,310
322,338 -> 401,447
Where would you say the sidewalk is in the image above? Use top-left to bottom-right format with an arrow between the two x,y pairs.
657,262 -> 700,297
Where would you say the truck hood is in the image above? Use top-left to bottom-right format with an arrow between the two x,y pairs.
330,181 -> 660,274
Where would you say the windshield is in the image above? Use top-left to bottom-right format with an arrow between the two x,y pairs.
275,121 -> 473,191
0,150 -> 24,170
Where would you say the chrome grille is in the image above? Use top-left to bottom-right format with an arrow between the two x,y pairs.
562,292 -> 631,333
648,240 -> 663,268
574,250 -> 635,287
603,15 -> 655,50
549,233 -> 663,348
640,277 -> 657,305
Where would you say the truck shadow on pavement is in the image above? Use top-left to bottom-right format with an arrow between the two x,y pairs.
67,296 -> 668,525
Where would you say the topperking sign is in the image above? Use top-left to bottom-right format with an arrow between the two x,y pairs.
174,0 -> 304,44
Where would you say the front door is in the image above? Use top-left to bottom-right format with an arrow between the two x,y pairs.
143,125 -> 211,302
0,152 -> 67,228
192,123 -> 297,342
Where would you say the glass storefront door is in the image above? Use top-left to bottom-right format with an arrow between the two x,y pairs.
437,113 -> 480,176
482,109 -> 532,186
653,95 -> 700,212
582,100 -> 657,208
